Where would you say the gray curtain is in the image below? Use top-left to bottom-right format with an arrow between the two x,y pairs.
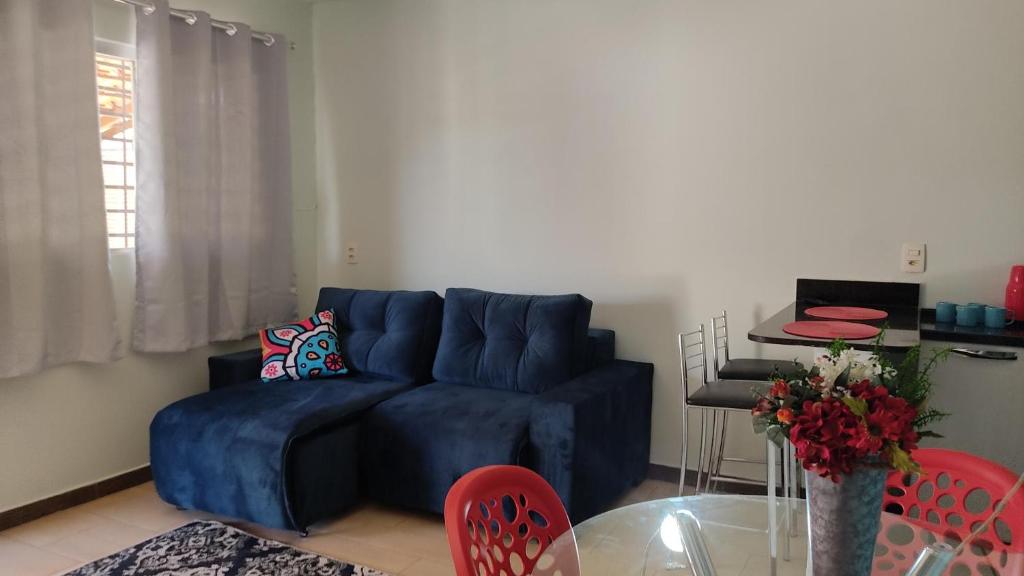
133,0 -> 296,351
0,0 -> 121,378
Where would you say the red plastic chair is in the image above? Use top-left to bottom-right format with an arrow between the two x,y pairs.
444,465 -> 580,576
877,448 -> 1024,575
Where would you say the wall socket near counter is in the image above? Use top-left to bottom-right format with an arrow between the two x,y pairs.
901,242 -> 926,273
345,242 -> 359,265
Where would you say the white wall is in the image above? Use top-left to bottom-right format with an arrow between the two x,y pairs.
0,0 -> 316,513
312,0 -> 1024,475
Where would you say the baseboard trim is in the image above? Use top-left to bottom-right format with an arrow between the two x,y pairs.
0,466 -> 152,532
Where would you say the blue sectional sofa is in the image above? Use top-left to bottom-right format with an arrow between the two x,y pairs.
150,287 -> 653,533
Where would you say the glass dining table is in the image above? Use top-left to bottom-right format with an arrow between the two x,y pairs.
543,494 -> 1021,576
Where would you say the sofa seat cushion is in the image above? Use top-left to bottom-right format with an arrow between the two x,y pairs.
150,374 -> 414,529
361,382 -> 536,513
432,288 -> 593,393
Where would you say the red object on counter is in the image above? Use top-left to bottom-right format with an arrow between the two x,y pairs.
1007,265 -> 1024,320
804,306 -> 888,320
782,320 -> 881,340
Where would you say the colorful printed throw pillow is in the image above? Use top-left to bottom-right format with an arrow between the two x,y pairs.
259,310 -> 348,382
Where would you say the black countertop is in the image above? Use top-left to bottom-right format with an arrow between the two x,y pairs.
749,279 -> 1024,350
748,302 -> 920,352
919,309 -> 1024,348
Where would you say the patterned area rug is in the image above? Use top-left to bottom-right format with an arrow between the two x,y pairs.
63,520 -> 390,576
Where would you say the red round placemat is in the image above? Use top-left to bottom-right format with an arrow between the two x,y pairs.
804,306 -> 888,321
782,321 -> 881,340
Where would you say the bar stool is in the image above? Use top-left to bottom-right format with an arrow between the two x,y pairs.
679,325 -> 799,574
677,325 -> 772,496
711,310 -> 803,381
707,310 -> 804,490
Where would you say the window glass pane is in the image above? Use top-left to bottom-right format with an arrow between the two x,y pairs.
101,139 -> 125,162
105,189 -> 125,211
97,52 -> 136,250
102,163 -> 125,187
106,212 -> 126,237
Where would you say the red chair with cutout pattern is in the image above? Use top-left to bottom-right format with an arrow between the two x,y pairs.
878,448 -> 1024,575
444,465 -> 580,576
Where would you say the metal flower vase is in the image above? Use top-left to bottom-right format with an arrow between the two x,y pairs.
805,466 -> 887,576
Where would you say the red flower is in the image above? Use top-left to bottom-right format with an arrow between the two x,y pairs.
851,381 -> 919,450
777,408 -> 795,424
752,397 -> 775,417
788,381 -> 922,481
769,379 -> 790,398
324,353 -> 344,371
788,399 -> 866,481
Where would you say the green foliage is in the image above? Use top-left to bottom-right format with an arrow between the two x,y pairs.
766,424 -> 787,448
880,345 -> 951,410
888,443 -> 921,474
827,339 -> 849,357
752,414 -> 770,435
842,396 -> 868,417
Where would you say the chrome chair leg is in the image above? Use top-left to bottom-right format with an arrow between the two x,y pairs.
695,409 -> 709,494
703,410 -> 720,494
788,440 -> 800,537
678,405 -> 689,497
710,411 -> 728,494
767,436 -> 778,576
783,439 -> 792,561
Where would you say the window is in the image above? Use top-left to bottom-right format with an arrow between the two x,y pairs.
96,51 -> 136,249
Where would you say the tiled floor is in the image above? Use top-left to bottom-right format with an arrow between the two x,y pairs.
0,478 -> 684,576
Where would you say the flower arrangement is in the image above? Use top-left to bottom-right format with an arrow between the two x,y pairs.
752,338 -> 949,482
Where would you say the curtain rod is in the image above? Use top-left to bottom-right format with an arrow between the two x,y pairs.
110,0 -> 279,47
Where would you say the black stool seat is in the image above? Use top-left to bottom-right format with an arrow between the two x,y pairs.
687,380 -> 768,410
718,358 -> 803,381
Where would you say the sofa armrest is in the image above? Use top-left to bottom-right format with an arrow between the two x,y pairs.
529,359 -> 653,522
208,348 -> 262,390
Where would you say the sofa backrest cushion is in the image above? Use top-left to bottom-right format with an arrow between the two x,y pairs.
586,328 -> 616,370
432,288 -> 593,394
316,288 -> 443,384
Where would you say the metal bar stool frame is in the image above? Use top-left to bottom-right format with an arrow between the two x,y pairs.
679,325 -> 800,573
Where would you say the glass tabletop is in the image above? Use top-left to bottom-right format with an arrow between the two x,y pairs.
545,495 -> 1022,576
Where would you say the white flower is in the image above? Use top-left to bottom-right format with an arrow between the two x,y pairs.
815,353 -> 847,393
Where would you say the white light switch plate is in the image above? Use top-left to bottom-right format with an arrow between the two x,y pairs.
901,242 -> 925,273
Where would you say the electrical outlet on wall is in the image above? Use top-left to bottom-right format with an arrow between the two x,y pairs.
345,242 -> 359,265
901,242 -> 925,273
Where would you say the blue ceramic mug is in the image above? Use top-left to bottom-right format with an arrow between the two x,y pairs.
984,306 -> 1015,328
935,302 -> 957,324
956,305 -> 981,327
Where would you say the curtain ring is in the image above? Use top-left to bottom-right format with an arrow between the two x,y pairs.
225,23 -> 238,37
183,11 -> 198,25
142,4 -> 156,16
262,35 -> 276,47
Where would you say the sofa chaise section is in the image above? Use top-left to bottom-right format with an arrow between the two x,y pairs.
149,288 -> 443,532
